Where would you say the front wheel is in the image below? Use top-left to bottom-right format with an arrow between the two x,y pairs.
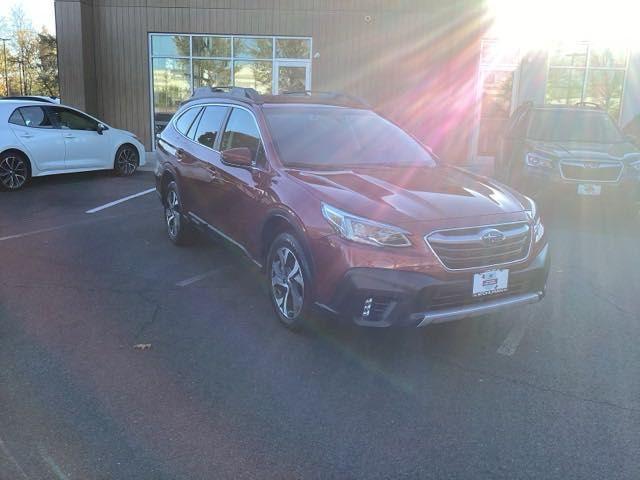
114,144 -> 139,176
0,151 -> 30,191
267,233 -> 313,330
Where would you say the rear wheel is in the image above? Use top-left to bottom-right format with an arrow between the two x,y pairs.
114,144 -> 139,176
267,233 -> 313,330
164,181 -> 194,245
0,151 -> 30,191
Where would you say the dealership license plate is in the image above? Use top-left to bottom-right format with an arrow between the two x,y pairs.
577,183 -> 602,196
473,269 -> 509,297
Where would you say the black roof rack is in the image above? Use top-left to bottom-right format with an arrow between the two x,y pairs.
183,86 -> 261,105
281,90 -> 371,108
574,101 -> 601,109
182,86 -> 371,109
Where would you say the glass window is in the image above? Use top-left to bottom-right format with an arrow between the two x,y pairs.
276,39 -> 311,59
192,36 -> 231,57
174,107 -> 201,136
18,106 -> 53,128
233,37 -> 273,59
584,70 -> 625,120
193,59 -> 232,89
589,47 -> 627,69
221,108 -> 262,163
8,109 -> 25,126
263,106 -> 437,168
49,107 -> 98,131
193,106 -> 228,149
277,65 -> 307,93
549,43 -> 588,67
234,61 -> 272,94
153,58 -> 191,131
152,35 -> 190,57
545,68 -> 585,106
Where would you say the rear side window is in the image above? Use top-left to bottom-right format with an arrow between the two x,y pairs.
48,107 -> 98,131
14,106 -> 53,128
8,109 -> 25,126
220,108 -> 262,162
174,107 -> 201,136
192,106 -> 228,149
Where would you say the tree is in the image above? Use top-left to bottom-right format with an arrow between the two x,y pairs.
0,5 -> 59,97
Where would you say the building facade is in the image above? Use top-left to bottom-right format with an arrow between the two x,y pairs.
54,0 -> 640,167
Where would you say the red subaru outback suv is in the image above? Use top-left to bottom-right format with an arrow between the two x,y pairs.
155,88 -> 549,329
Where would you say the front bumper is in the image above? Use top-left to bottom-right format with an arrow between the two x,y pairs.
320,243 -> 550,327
523,166 -> 639,201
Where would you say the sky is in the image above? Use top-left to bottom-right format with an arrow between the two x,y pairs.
0,0 -> 56,34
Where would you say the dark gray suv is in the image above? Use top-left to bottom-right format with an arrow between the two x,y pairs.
495,103 -> 640,206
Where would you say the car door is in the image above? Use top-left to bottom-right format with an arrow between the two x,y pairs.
182,105 -> 230,225
47,106 -> 111,170
214,107 -> 271,246
8,105 -> 66,172
498,109 -> 530,179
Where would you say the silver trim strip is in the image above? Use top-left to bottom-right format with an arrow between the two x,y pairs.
188,211 -> 263,268
424,221 -> 533,272
415,292 -> 543,327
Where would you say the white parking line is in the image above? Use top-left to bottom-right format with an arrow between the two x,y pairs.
497,321 -> 527,356
85,188 -> 156,214
0,436 -> 29,479
176,268 -> 223,287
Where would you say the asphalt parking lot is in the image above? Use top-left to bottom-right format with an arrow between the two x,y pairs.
1,171 -> 639,480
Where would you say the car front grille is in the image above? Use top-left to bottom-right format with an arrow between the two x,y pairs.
425,222 -> 531,270
559,160 -> 622,183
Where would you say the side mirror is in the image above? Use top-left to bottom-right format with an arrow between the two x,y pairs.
221,147 -> 253,167
96,123 -> 108,135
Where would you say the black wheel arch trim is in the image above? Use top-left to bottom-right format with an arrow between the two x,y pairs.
261,207 -> 316,276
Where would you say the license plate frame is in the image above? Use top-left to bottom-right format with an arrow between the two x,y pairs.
472,269 -> 509,297
577,183 -> 602,196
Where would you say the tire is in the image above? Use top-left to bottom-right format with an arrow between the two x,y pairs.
114,144 -> 139,176
266,232 -> 313,330
164,181 -> 194,246
0,151 -> 30,191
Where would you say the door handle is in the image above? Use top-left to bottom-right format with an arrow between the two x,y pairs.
19,133 -> 34,139
63,134 -> 76,139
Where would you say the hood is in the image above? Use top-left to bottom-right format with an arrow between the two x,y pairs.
287,165 -> 527,224
529,140 -> 640,161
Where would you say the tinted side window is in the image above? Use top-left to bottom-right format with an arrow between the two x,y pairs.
174,107 -> 201,136
193,106 -> 228,149
17,106 -> 53,128
49,107 -> 98,131
220,108 -> 261,163
8,109 -> 25,126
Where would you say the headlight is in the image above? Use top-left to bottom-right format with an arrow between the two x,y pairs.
630,160 -> 640,172
321,203 -> 411,247
524,196 -> 544,243
526,152 -> 554,169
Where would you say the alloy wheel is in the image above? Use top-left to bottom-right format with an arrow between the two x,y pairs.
165,190 -> 179,238
271,247 -> 305,319
116,147 -> 138,176
0,155 -> 28,190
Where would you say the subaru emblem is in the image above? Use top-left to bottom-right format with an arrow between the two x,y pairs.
481,228 -> 505,245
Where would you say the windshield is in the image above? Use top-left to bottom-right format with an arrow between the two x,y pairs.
528,109 -> 624,143
263,106 -> 436,168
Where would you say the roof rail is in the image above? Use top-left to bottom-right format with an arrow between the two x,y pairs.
281,90 -> 371,108
574,101 -> 601,109
187,86 -> 261,103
